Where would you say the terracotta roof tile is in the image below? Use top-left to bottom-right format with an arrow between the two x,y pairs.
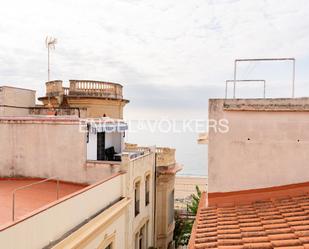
189,185 -> 309,249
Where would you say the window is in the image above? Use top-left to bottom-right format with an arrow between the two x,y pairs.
168,190 -> 174,225
145,175 -> 150,206
97,132 -> 106,160
135,181 -> 140,216
135,225 -> 147,249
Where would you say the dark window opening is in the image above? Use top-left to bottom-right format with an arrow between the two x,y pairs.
97,132 -> 106,160
135,182 -> 140,217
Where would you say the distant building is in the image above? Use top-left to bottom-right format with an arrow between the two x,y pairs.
189,98 -> 309,249
0,80 -> 181,249
38,80 -> 129,119
0,86 -> 36,116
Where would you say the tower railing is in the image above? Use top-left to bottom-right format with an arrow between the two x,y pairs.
45,80 -> 123,99
69,80 -> 123,99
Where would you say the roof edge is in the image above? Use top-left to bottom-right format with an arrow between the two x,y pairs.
208,181 -> 309,207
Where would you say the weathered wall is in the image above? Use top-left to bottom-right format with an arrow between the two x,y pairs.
66,98 -> 126,119
156,174 -> 175,249
0,86 -> 35,116
209,98 -> 309,193
0,118 -> 116,184
0,119 -> 86,183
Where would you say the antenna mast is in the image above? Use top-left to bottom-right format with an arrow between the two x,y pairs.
45,36 -> 57,82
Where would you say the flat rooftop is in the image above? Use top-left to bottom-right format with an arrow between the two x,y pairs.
0,178 -> 86,228
211,97 -> 309,112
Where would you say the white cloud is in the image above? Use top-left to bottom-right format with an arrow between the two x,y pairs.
0,0 -> 309,117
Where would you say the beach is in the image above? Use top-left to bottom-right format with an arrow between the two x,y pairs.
174,176 -> 207,209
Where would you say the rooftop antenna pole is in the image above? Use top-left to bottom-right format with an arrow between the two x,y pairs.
45,36 -> 57,82
45,36 -> 57,108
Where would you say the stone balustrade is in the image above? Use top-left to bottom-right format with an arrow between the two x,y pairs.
63,87 -> 70,96
124,143 -> 176,167
45,80 -> 123,100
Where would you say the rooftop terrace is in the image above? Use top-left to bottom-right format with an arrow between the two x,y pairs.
0,178 -> 86,228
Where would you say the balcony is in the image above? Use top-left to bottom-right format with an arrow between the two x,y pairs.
124,143 -> 176,167
45,80 -> 123,100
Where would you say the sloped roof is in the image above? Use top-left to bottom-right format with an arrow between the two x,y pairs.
189,184 -> 309,249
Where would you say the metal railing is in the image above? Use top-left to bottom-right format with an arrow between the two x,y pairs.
12,177 -> 60,221
225,79 -> 266,99
233,58 -> 295,98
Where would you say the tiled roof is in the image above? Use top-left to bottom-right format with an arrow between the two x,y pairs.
189,185 -> 309,249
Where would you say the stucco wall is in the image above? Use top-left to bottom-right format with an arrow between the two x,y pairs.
87,132 -> 97,160
0,119 -> 116,184
209,98 -> 309,193
0,86 -> 35,116
0,86 -> 35,107
66,98 -> 126,119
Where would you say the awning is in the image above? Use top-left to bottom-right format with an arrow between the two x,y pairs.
88,121 -> 128,133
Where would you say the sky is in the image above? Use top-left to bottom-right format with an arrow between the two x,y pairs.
1,0 -> 309,119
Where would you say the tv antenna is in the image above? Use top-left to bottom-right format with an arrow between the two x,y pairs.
45,36 -> 57,82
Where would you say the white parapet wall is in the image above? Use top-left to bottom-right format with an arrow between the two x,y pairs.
0,173 -> 124,249
209,98 -> 309,193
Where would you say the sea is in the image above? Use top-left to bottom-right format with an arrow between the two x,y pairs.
125,120 -> 208,177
